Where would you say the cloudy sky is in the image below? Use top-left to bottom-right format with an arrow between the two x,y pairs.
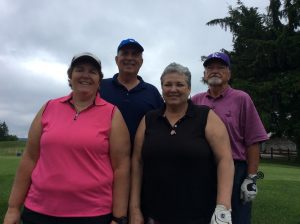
0,0 -> 269,138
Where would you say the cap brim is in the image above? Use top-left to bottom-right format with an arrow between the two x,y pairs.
71,55 -> 101,69
203,58 -> 229,67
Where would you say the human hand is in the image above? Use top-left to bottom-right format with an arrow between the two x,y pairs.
240,174 -> 258,203
210,205 -> 232,224
3,207 -> 21,224
129,208 -> 144,224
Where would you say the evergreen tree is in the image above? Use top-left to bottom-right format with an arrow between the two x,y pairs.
206,0 -> 300,160
0,122 -> 9,139
0,121 -> 18,141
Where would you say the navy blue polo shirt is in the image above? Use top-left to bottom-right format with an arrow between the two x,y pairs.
99,74 -> 163,143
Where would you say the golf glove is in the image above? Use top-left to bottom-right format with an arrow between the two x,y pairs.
240,174 -> 257,203
210,205 -> 232,224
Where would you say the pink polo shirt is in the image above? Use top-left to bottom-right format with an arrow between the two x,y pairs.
24,93 -> 116,217
192,87 -> 268,161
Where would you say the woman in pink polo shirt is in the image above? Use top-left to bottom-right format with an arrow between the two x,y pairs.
4,53 -> 130,224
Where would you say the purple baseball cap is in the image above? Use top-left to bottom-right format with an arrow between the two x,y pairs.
117,38 -> 144,53
203,52 -> 230,67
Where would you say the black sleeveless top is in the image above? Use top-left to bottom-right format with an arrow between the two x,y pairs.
141,101 -> 217,223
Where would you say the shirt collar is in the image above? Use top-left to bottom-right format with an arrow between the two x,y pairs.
112,73 -> 146,90
59,92 -> 106,106
206,86 -> 231,99
158,100 -> 195,119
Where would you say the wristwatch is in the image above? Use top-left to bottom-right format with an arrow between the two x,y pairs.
112,215 -> 128,224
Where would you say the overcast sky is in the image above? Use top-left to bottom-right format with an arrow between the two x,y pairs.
0,0 -> 269,138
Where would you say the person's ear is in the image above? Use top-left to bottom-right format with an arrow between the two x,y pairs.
140,57 -> 144,66
203,70 -> 208,80
228,70 -> 231,80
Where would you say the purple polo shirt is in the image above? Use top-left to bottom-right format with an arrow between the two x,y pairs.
192,87 -> 268,160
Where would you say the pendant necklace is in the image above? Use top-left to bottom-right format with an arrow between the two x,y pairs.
170,123 -> 178,136
170,129 -> 176,135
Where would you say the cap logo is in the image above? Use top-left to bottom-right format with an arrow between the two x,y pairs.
117,38 -> 144,52
203,52 -> 230,67
212,52 -> 221,58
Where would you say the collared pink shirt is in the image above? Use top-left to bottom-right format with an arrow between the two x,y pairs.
25,93 -> 116,217
192,87 -> 268,160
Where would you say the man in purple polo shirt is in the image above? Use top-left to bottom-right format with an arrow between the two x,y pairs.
192,52 -> 268,224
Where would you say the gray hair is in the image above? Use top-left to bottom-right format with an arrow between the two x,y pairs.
160,62 -> 191,88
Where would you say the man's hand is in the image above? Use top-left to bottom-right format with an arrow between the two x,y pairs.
210,205 -> 232,224
240,174 -> 258,203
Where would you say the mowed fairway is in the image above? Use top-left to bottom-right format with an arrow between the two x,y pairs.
252,161 -> 300,224
0,141 -> 299,223
0,156 -> 20,222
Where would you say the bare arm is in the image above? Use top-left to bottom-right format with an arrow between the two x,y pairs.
129,117 -> 145,224
205,110 -> 234,209
110,108 -> 131,220
247,143 -> 260,174
4,105 -> 45,224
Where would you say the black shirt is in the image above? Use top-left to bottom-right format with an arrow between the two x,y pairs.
141,101 -> 217,223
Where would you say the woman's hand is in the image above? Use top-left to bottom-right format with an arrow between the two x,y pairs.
130,208 -> 144,224
3,207 -> 21,224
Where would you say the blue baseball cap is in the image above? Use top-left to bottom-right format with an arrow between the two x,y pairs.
117,38 -> 144,53
203,52 -> 230,67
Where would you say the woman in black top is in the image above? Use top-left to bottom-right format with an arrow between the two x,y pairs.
130,63 -> 234,224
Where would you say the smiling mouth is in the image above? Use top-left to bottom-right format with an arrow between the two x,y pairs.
209,74 -> 221,78
124,64 -> 135,67
79,81 -> 91,85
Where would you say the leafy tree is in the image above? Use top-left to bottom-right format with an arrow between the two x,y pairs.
206,0 -> 300,160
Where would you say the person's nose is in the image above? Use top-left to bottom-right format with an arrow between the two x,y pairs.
170,85 -> 177,91
125,53 -> 135,60
81,70 -> 91,77
210,66 -> 220,73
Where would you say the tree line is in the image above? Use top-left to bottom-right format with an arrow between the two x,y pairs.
206,0 -> 300,159
0,121 -> 18,141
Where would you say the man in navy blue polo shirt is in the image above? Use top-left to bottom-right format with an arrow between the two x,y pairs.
99,38 -> 163,144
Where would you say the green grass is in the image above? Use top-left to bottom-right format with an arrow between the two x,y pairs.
252,161 -> 300,224
0,140 -> 26,156
0,156 -> 20,222
0,141 -> 299,223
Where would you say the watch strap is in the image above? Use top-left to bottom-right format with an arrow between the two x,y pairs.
112,215 -> 128,224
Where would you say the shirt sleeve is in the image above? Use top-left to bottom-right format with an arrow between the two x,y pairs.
241,93 -> 269,146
